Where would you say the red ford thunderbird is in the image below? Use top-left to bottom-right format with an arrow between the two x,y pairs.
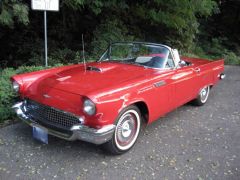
11,42 -> 225,154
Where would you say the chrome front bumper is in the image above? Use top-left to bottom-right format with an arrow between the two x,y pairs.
12,102 -> 115,145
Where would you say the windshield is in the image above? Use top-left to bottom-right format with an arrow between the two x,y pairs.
99,42 -> 172,69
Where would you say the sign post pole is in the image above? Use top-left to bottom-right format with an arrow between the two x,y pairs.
44,10 -> 48,67
31,0 -> 59,67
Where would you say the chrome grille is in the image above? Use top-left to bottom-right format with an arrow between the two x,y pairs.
24,100 -> 80,130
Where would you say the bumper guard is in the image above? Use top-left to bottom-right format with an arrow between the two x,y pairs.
12,102 -> 115,145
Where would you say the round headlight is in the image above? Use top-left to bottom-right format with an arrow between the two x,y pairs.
83,99 -> 96,115
12,81 -> 20,92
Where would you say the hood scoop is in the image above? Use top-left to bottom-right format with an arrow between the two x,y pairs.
86,66 -> 102,72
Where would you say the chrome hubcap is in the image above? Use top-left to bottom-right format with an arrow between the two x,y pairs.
200,86 -> 209,102
201,89 -> 207,96
116,114 -> 136,145
115,110 -> 140,150
121,120 -> 132,138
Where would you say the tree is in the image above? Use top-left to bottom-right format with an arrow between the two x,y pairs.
0,0 -> 29,28
0,0 -> 220,68
127,0 -> 218,51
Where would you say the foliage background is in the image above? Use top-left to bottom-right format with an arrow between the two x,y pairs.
0,0 -> 240,122
1,0 -> 240,68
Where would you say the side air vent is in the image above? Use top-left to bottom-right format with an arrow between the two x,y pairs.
86,66 -> 102,72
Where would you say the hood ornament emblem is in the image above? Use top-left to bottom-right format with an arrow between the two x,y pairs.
43,94 -> 51,98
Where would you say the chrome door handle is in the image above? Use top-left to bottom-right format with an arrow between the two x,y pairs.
194,68 -> 200,73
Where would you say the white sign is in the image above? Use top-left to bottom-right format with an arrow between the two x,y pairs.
32,0 -> 59,11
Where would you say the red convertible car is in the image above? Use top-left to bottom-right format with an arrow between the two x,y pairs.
11,42 -> 225,154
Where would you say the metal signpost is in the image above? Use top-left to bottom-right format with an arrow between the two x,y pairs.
31,0 -> 59,67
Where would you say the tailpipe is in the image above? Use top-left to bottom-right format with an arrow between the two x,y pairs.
219,73 -> 226,80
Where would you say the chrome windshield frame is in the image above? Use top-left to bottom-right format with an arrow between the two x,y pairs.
98,41 -> 176,69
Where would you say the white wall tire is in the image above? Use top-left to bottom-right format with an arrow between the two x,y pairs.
192,86 -> 210,106
102,106 -> 141,154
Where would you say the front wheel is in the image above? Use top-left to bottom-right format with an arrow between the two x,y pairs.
103,106 -> 141,155
192,86 -> 210,106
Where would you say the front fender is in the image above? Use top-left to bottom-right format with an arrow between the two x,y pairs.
11,64 -> 79,96
95,90 -> 150,126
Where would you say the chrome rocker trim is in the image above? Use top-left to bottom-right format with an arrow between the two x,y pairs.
12,102 -> 115,145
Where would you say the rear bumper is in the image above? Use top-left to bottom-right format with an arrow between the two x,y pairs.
12,102 -> 115,145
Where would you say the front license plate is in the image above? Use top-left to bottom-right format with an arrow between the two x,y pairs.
32,126 -> 48,144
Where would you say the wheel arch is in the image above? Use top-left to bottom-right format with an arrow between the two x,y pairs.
122,100 -> 149,124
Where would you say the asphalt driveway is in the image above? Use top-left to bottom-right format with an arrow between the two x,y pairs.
0,65 -> 239,180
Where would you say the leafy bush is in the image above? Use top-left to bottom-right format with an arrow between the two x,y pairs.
49,49 -> 80,65
0,68 -> 17,122
15,66 -> 46,74
28,49 -> 82,66
184,38 -> 240,65
223,51 -> 240,65
0,65 -> 52,123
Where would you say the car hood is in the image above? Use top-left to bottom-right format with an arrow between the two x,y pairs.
34,62 -> 153,97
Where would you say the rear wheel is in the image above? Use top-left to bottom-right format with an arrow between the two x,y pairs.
192,86 -> 210,106
103,106 -> 141,155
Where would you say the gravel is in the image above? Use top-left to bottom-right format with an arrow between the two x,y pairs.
0,65 -> 239,180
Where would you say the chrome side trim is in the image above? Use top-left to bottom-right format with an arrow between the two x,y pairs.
12,102 -> 115,145
154,80 -> 166,88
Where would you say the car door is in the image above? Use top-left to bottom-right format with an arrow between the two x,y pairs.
172,65 -> 200,108
147,54 -> 176,120
144,71 -> 174,122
